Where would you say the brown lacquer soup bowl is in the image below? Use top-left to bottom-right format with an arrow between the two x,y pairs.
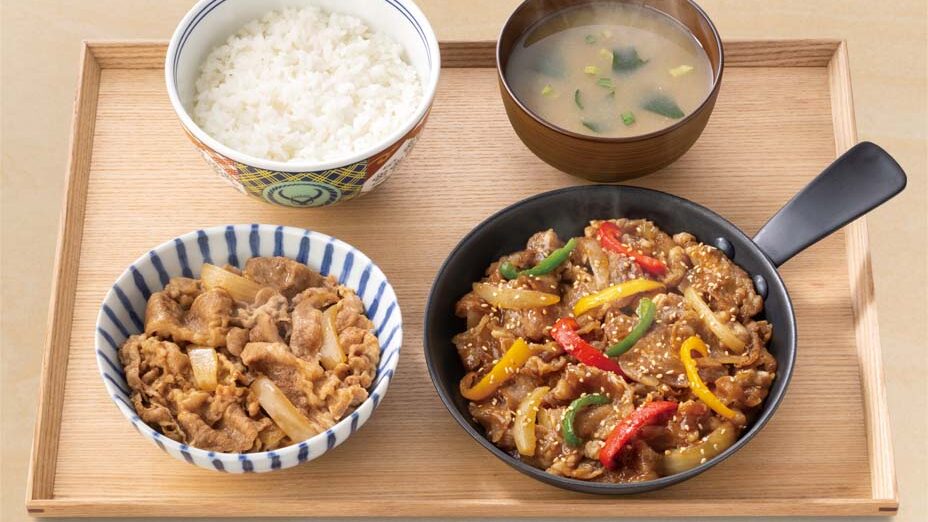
497,0 -> 724,182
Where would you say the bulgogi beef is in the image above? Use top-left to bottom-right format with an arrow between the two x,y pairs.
119,256 -> 380,453
453,219 -> 776,482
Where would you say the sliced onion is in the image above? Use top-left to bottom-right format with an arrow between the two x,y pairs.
319,305 -> 346,370
251,376 -> 316,442
684,286 -> 746,353
473,283 -> 560,309
578,238 -> 610,290
513,386 -> 550,456
661,422 -> 737,475
201,263 -> 262,302
188,347 -> 218,391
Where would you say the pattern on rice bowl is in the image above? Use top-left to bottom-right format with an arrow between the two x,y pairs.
185,116 -> 428,207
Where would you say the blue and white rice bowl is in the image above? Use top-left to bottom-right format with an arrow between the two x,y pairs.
95,224 -> 402,472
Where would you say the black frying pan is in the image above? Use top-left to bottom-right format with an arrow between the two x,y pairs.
423,142 -> 906,494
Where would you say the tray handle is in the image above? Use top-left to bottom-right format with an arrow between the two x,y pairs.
753,141 -> 907,267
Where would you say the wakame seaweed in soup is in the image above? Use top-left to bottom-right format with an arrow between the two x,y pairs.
506,2 -> 713,137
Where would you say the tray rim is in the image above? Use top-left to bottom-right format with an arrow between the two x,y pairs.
26,38 -> 897,517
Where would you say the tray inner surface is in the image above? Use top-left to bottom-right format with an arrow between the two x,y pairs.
27,41 -> 895,517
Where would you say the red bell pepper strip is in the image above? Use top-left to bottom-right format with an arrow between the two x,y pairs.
599,400 -> 679,470
596,221 -> 668,276
551,318 -> 626,377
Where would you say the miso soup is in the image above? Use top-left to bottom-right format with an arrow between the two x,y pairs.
505,2 -> 713,137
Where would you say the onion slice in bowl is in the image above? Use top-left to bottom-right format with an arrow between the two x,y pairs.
661,422 -> 737,475
200,263 -> 262,302
320,305 -> 346,370
684,286 -> 746,353
188,347 -> 218,391
513,386 -> 550,456
251,376 -> 316,442
473,283 -> 560,309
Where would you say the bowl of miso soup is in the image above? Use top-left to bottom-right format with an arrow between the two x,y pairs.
497,0 -> 723,181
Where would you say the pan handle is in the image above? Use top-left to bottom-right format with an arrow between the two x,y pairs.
753,142 -> 906,267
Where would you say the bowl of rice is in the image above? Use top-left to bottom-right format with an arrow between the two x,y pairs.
165,0 -> 440,207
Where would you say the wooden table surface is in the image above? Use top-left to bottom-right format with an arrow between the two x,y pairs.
1,1 -> 925,521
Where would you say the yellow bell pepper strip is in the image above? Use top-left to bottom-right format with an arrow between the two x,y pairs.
605,297 -> 655,356
461,338 -> 535,401
572,278 -> 664,316
499,238 -> 578,280
683,286 -> 747,353
661,421 -> 737,475
680,336 -> 745,423
561,393 -> 611,447
597,221 -> 668,276
599,400 -> 678,470
473,283 -> 560,310
513,386 -> 550,456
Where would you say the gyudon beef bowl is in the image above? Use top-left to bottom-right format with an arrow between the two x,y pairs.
96,225 -> 402,472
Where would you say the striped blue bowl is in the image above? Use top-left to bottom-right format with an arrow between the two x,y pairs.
95,224 -> 402,472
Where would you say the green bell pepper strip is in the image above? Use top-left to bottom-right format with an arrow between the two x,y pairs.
605,297 -> 655,356
561,393 -> 611,447
499,238 -> 578,280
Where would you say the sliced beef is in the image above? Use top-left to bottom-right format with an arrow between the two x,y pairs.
120,335 -> 193,401
234,288 -> 290,330
240,340 -> 371,436
502,229 -> 564,274
120,335 -> 193,442
292,284 -> 340,309
602,439 -> 662,482
469,400 -> 513,448
240,342 -> 322,410
550,364 -> 634,409
453,315 -> 508,373
226,327 -> 249,357
547,451 -> 605,480
290,300 -> 323,360
244,256 -> 324,298
145,288 -> 232,346
455,290 -> 492,329
675,232 -> 763,321
535,406 -> 569,469
714,369 -> 776,411
521,347 -> 568,380
177,402 -> 271,453
335,293 -> 373,331
163,277 -> 202,307
336,324 -> 380,389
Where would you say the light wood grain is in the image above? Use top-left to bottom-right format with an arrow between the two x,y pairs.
723,39 -> 841,67
26,43 -> 101,504
828,41 -> 898,508
26,41 -> 897,517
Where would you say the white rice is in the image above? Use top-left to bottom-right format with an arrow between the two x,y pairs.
192,6 -> 422,163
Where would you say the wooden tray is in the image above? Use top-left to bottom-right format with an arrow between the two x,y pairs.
27,40 -> 897,517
